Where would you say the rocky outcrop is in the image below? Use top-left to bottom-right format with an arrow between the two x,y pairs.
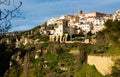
87,55 -> 114,75
10,51 -> 26,67
69,50 -> 80,55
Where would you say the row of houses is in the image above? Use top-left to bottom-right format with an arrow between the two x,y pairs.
39,10 -> 120,42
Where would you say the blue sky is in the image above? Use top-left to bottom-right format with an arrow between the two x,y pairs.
9,0 -> 120,32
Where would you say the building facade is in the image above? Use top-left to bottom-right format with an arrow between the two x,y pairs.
46,10 -> 120,42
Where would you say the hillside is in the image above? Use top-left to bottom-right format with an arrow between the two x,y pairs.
0,19 -> 120,77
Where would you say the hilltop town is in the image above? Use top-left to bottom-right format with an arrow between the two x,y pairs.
1,10 -> 120,45
39,10 -> 120,42
0,10 -> 120,77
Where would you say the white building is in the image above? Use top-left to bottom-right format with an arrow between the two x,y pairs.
84,12 -> 106,18
47,18 -> 58,26
49,30 -> 54,35
79,24 -> 92,33
78,11 -> 107,33
93,24 -> 105,33
47,10 -> 116,36
39,27 -> 47,35
113,10 -> 120,21
54,19 -> 68,35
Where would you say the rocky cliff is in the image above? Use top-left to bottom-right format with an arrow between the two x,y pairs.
87,55 -> 114,75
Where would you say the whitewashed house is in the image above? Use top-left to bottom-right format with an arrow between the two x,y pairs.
113,10 -> 120,21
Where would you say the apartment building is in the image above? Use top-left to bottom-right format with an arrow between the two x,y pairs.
113,10 -> 120,21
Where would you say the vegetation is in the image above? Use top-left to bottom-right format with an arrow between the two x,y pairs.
86,19 -> 120,77
0,38 -> 90,77
111,59 -> 120,77
28,42 -> 88,77
74,64 -> 109,77
0,42 -> 15,76
90,19 -> 120,55
0,19 -> 120,77
104,19 -> 120,43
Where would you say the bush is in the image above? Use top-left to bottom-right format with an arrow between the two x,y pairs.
74,64 -> 109,77
111,59 -> 120,77
38,35 -> 49,41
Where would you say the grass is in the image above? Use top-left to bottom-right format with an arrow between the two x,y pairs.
74,64 -> 110,77
96,41 -> 120,56
106,43 -> 120,56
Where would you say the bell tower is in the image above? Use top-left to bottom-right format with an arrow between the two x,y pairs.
78,10 -> 83,16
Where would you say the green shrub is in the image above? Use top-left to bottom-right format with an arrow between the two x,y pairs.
74,64 -> 109,77
111,59 -> 120,77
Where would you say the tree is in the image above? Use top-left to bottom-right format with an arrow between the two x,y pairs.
104,19 -> 120,43
0,0 -> 23,34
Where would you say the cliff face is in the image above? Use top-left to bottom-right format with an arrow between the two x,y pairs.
87,55 -> 114,75
3,42 -> 88,77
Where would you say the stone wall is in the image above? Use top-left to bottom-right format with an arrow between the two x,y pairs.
49,34 -> 68,42
87,55 -> 114,75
